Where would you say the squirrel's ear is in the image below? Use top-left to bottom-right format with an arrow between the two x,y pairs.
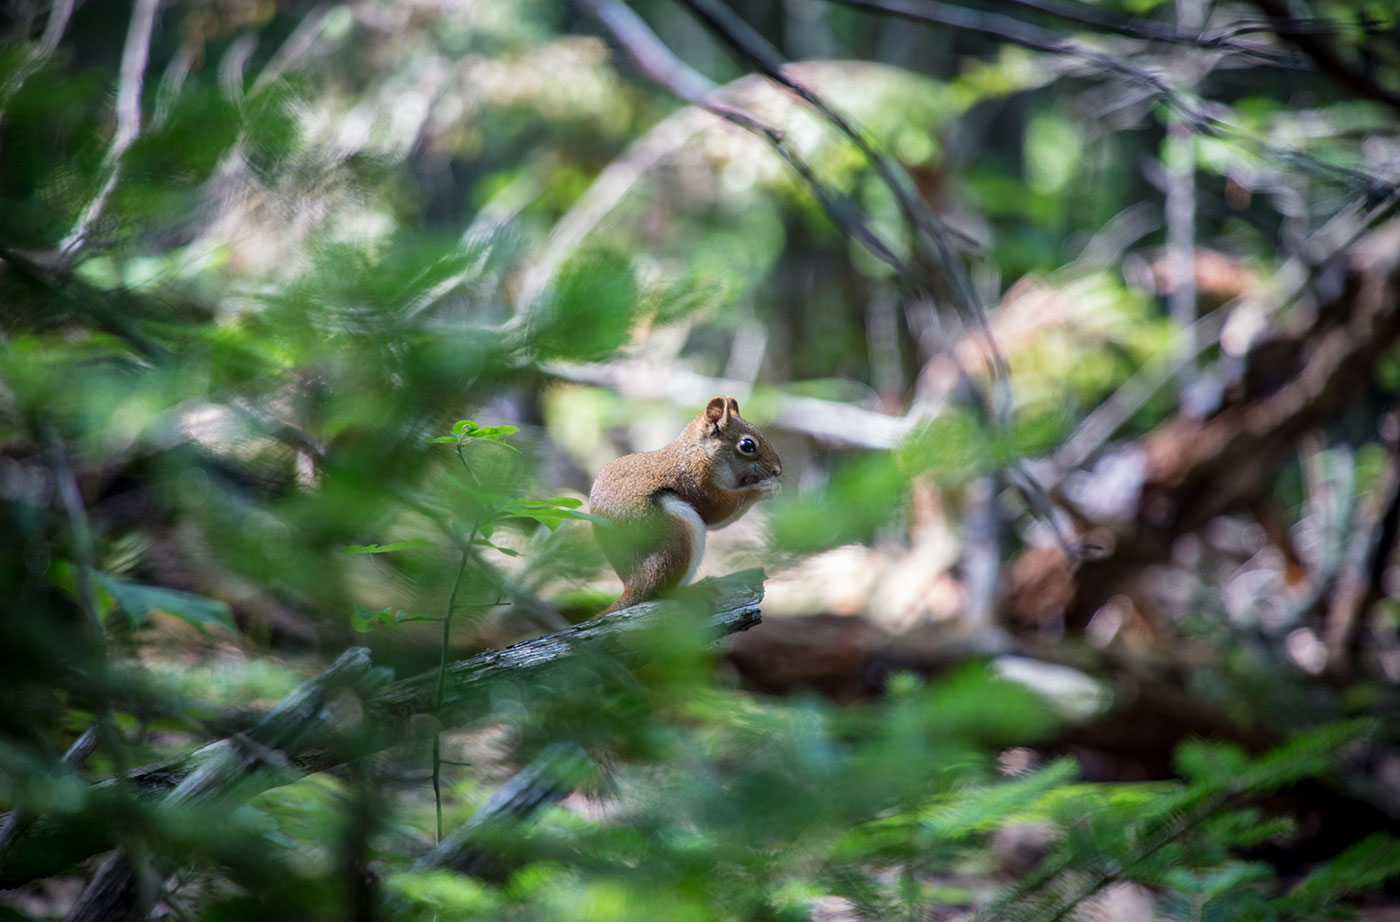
726,396 -> 741,417
704,396 -> 731,426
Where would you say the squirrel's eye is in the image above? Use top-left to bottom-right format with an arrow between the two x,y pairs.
737,437 -> 757,456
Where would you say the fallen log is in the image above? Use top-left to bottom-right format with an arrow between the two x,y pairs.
1007,220 -> 1400,630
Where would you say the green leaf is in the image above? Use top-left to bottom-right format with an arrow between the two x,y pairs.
494,497 -> 610,530
495,497 -> 582,512
469,424 -> 520,442
506,511 -> 564,531
475,538 -> 521,557
94,572 -> 234,631
549,508 -> 612,526
441,420 -> 520,450
350,605 -> 405,632
425,436 -> 458,444
342,539 -> 434,554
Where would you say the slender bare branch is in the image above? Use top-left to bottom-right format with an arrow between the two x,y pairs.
517,106 -> 713,309
827,0 -> 1397,202
250,3 -> 332,99
999,0 -> 1292,61
679,0 -> 1004,372
151,40 -> 195,129
673,0 -> 1090,559
548,359 -> 918,448
59,0 -> 163,262
45,429 -> 134,826
1165,0 -> 1205,401
572,0 -> 905,275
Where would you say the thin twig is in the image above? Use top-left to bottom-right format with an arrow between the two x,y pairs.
46,432 -> 102,640
830,0 -> 1212,112
152,30 -> 200,130
573,0 -> 905,273
59,0 -> 162,262
1052,306 -> 1229,473
1000,0 -> 1291,62
670,0 -> 1109,560
249,3 -> 331,99
680,0 -> 1008,384
1164,0 -> 1206,401
431,439 -> 492,841
826,0 -> 1398,203
516,106 -> 713,309
1275,436 -> 1358,634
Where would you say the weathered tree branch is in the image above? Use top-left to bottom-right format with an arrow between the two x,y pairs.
0,570 -> 764,891
414,743 -> 595,878
0,728 -> 97,858
63,647 -> 378,922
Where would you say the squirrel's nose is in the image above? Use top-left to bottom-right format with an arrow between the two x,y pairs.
772,463 -> 782,478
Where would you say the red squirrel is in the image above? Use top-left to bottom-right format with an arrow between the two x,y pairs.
588,396 -> 781,615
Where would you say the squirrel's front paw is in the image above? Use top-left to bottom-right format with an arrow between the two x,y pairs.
752,478 -> 781,498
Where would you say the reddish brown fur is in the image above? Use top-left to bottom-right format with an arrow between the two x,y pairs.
589,396 -> 781,615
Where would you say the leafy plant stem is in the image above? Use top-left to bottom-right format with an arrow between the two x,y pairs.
456,442 -> 481,487
433,539 -> 474,842
433,439 -> 484,839
45,430 -> 130,783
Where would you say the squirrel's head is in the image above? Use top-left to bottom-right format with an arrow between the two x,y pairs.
693,395 -> 782,490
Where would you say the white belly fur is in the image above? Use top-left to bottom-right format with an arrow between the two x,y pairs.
658,493 -> 706,587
